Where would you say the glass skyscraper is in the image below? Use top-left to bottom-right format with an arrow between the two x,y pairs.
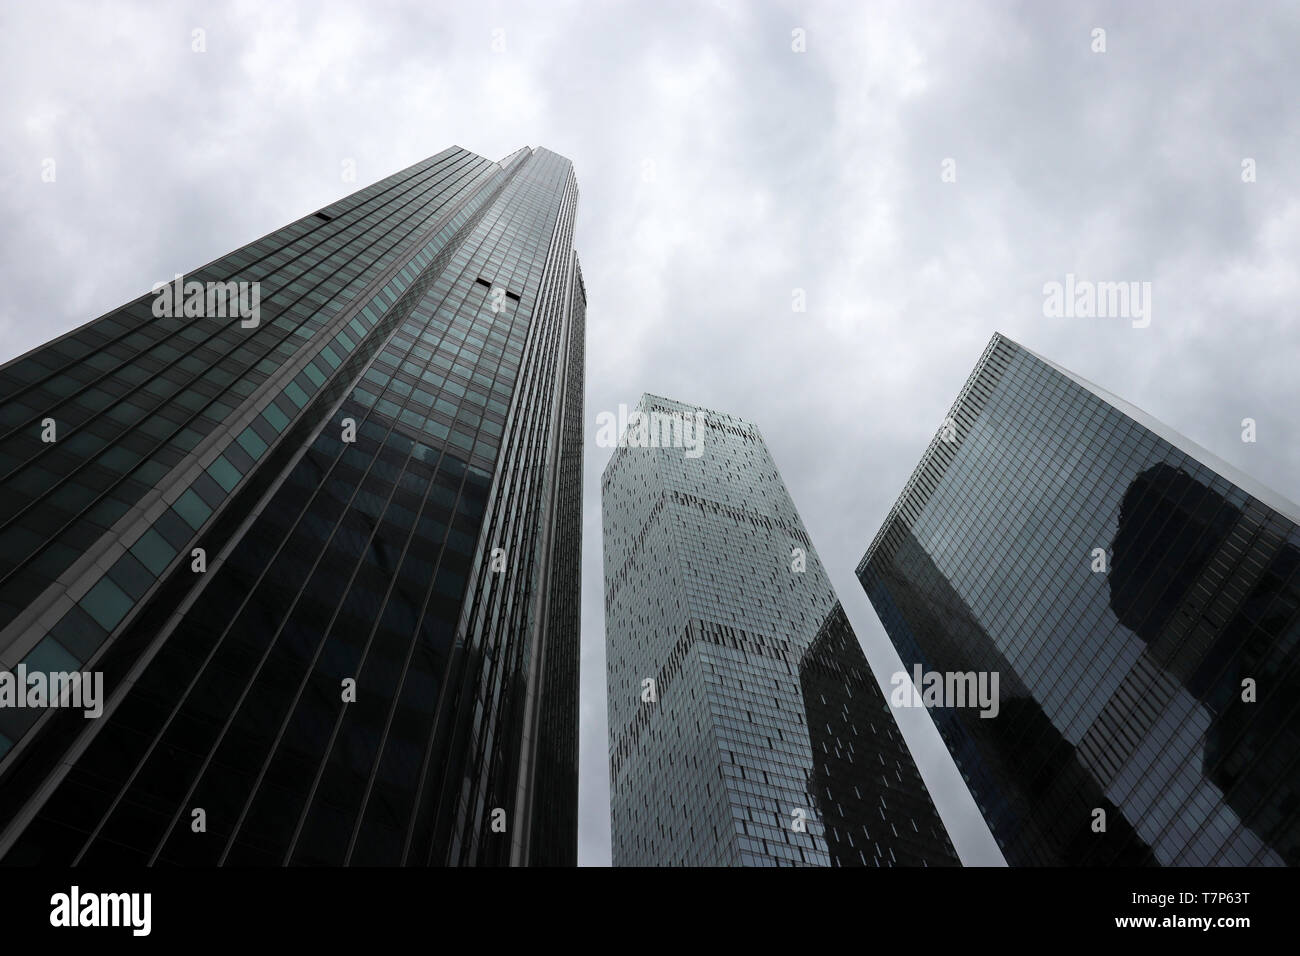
0,145 -> 585,866
859,332 -> 1300,866
603,394 -> 957,866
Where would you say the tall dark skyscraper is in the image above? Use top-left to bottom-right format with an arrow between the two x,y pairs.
0,145 -> 585,866
859,332 -> 1300,866
603,394 -> 957,867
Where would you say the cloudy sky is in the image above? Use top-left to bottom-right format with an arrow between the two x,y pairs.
3,0 -> 1298,866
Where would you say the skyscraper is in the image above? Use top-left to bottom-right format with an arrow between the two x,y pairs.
859,332 -> 1300,866
603,395 -> 957,866
0,145 -> 585,866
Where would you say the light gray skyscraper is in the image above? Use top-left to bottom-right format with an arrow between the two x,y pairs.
602,394 -> 956,866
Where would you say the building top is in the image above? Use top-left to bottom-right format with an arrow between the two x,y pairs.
598,391 -> 762,484
859,331 -> 1300,574
1016,337 -> 1300,526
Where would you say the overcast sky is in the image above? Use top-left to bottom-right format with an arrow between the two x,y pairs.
3,0 -> 1298,867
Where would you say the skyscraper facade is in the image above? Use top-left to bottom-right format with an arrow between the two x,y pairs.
603,395 -> 957,866
859,332 -> 1300,866
0,145 -> 585,866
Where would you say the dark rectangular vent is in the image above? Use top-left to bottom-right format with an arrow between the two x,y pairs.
475,277 -> 491,287
314,212 -> 333,222
505,291 -> 521,302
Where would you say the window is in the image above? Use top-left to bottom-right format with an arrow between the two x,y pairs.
130,528 -> 177,575
79,577 -> 133,632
